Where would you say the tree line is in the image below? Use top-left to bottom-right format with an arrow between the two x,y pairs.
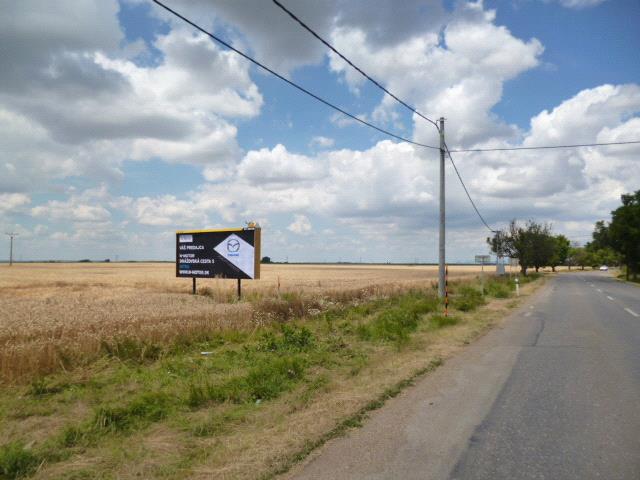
580,190 -> 640,281
487,189 -> 639,279
487,220 -> 570,276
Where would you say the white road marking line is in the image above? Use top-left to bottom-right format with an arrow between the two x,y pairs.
529,305 -> 534,309
590,284 -> 595,287
525,312 -> 532,317
607,296 -> 614,301
624,308 -> 639,318
597,289 -> 602,292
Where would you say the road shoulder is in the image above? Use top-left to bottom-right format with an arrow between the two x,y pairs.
283,279 -> 551,480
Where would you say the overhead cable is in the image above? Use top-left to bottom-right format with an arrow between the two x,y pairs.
444,142 -> 496,233
151,0 -> 440,150
448,140 -> 640,153
272,0 -> 440,130
271,1 -> 640,156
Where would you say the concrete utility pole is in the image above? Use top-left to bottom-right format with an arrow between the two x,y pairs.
5,232 -> 18,266
438,117 -> 446,298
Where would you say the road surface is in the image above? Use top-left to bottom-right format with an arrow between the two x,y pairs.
286,272 -> 640,480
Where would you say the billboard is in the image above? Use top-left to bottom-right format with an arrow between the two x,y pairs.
176,228 -> 261,280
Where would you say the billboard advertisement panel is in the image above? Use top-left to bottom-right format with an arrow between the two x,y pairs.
175,228 -> 261,280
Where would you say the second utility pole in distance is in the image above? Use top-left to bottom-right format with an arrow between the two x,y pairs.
5,232 -> 18,267
438,117 -> 446,298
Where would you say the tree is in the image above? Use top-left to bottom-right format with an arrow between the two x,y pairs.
487,219 -> 554,276
566,242 -> 582,270
570,247 -> 591,270
590,220 -> 611,250
261,256 -> 272,264
530,224 -> 555,273
608,190 -> 640,280
549,235 -> 570,272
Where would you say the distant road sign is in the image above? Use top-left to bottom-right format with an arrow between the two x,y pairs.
475,255 -> 491,264
176,227 -> 261,279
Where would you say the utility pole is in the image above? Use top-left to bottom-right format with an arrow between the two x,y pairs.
438,117 -> 446,298
5,232 -> 18,266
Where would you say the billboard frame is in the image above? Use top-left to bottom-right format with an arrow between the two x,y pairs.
175,226 -> 261,298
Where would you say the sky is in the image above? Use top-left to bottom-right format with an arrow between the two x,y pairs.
1,0 -> 639,263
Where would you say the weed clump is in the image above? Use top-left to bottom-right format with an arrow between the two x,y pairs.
451,285 -> 485,312
358,292 -> 438,344
100,338 -> 163,363
484,281 -> 512,298
93,392 -> 172,433
28,378 -> 65,397
187,355 -> 308,408
246,356 -> 306,400
258,325 -> 314,352
0,441 -> 40,479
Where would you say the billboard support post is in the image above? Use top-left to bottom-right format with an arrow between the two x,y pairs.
192,277 -> 196,295
237,278 -> 241,300
475,255 -> 491,295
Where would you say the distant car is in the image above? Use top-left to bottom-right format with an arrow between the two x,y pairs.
599,265 -> 609,271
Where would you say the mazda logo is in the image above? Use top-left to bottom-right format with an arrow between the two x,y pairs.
227,239 -> 240,252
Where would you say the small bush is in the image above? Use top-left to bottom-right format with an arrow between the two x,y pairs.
258,325 -> 314,352
451,286 -> 485,312
0,442 -> 40,479
357,292 -> 438,344
368,308 -> 418,343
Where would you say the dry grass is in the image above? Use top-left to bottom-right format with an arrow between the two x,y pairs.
19,278 -> 542,480
0,263 -> 487,383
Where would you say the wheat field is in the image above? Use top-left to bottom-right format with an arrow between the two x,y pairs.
0,262 -> 490,381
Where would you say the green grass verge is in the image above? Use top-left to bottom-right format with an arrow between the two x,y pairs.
0,275 -> 538,479
260,357 -> 444,480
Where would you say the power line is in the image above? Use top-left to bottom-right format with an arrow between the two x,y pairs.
273,0 -> 640,156
448,140 -> 640,153
272,0 -> 440,130
443,142 -> 496,233
151,0 -> 439,150
154,0 -> 633,240
272,0 -> 498,243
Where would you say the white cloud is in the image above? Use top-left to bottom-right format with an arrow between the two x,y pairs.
0,193 -> 30,215
2,1 -> 638,263
0,7 -> 263,194
329,2 -> 543,147
309,136 -> 335,149
123,195 -> 209,227
31,191 -> 111,223
555,0 -> 607,9
288,214 -> 312,235
237,144 -> 326,185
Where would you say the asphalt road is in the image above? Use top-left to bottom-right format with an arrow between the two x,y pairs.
286,272 -> 640,480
